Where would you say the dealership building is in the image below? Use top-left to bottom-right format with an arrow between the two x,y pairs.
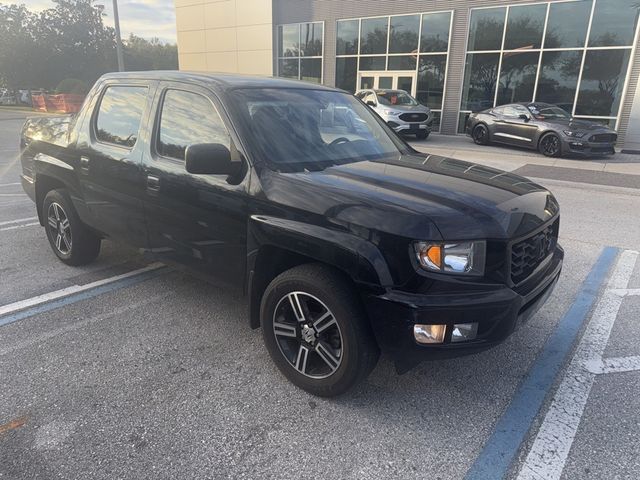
174,0 -> 640,150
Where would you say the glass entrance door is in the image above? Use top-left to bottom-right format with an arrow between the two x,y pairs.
358,72 -> 416,96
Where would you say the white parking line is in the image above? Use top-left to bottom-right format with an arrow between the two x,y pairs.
585,355 -> 640,374
516,250 -> 639,480
0,182 -> 21,187
0,216 -> 37,226
0,263 -> 165,317
0,222 -> 39,232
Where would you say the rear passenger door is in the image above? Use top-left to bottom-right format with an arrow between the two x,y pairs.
77,82 -> 154,247
141,83 -> 249,287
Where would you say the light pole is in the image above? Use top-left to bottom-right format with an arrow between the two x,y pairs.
112,0 -> 125,71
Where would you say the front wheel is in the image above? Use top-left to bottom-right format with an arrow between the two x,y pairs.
539,133 -> 562,157
43,189 -> 101,266
260,264 -> 379,397
472,124 -> 490,145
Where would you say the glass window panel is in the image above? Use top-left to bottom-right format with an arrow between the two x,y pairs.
360,77 -> 374,90
158,90 -> 230,161
430,111 -> 441,132
460,53 -> 500,111
378,77 -> 393,89
536,50 -> 582,112
589,0 -> 640,47
337,20 -> 359,55
336,57 -> 357,92
420,12 -> 451,53
467,7 -> 505,51
301,23 -> 323,57
360,17 -> 388,54
389,15 -> 419,54
575,49 -> 631,116
458,112 -> 471,133
96,86 -> 147,148
301,58 -> 322,84
279,24 -> 300,57
503,4 -> 546,50
278,59 -> 299,79
573,117 -> 617,129
544,0 -> 591,49
417,54 -> 447,109
387,55 -> 416,71
359,56 -> 386,71
397,76 -> 413,94
497,51 -> 538,105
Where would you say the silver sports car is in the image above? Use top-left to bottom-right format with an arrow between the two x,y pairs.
466,102 -> 617,157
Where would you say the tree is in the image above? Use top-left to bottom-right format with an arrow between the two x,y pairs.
123,34 -> 178,71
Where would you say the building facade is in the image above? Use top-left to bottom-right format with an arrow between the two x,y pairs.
174,0 -> 640,147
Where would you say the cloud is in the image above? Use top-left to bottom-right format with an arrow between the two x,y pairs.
18,0 -> 177,43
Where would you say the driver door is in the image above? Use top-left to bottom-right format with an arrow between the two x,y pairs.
494,104 -> 538,147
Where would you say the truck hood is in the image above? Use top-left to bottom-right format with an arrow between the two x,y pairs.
260,153 -> 559,240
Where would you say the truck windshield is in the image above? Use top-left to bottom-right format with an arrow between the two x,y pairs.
230,88 -> 409,172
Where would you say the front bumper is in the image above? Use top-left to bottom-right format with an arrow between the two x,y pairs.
384,114 -> 432,135
362,244 -> 563,372
562,138 -> 616,157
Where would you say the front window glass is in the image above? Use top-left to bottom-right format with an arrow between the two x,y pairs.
376,91 -> 418,106
95,85 -> 147,148
496,51 -> 538,105
420,12 -> 451,53
467,7 -> 505,51
158,90 -> 230,161
231,88 -> 408,171
461,53 -> 500,111
388,15 -> 419,54
588,0 -> 640,47
503,4 -> 546,50
575,49 -> 631,116
544,0 -> 591,49
336,20 -> 359,55
360,17 -> 388,54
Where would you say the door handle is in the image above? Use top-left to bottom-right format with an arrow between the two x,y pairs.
146,175 -> 160,194
80,156 -> 90,175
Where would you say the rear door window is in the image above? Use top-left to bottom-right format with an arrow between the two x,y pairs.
95,86 -> 148,148
157,89 -> 230,161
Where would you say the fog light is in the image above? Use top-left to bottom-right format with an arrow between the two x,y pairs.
414,324 -> 446,344
451,322 -> 479,343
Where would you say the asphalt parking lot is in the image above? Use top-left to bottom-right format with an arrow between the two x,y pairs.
1,109 -> 639,479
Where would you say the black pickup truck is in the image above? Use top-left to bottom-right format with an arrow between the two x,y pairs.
20,72 -> 563,396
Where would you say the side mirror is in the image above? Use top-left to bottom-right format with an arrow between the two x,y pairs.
519,114 -> 530,122
185,143 -> 241,177
366,100 -> 376,107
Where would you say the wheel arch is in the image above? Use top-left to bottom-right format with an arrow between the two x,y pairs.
537,130 -> 563,155
35,174 -> 68,226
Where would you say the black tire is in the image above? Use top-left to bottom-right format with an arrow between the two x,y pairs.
538,132 -> 562,157
43,189 -> 101,266
472,124 -> 490,145
260,264 -> 379,397
416,130 -> 429,140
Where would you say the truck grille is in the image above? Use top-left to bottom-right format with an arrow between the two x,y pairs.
399,112 -> 428,123
510,220 -> 558,285
589,133 -> 617,143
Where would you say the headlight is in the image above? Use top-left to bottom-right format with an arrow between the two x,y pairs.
414,241 -> 486,276
563,130 -> 586,138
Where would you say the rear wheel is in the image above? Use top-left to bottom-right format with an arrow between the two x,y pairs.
472,124 -> 490,145
260,264 -> 379,397
43,189 -> 101,266
539,132 -> 562,157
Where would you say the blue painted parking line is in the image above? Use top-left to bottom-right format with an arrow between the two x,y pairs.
0,267 -> 168,328
464,246 -> 619,480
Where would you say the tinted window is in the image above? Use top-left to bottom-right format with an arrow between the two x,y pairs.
301,58 -> 321,84
360,17 -> 388,54
301,23 -> 323,56
359,56 -> 386,71
417,55 -> 447,109
468,8 -> 505,51
158,90 -> 230,161
337,20 -> 359,55
278,59 -> 298,79
461,53 -> 500,111
589,0 -> 640,47
389,15 -> 419,54
420,12 -> 451,53
536,50 -> 582,109
278,24 -> 299,57
544,0 -> 591,49
388,55 -> 416,71
497,51 -> 538,105
503,4 -> 546,50
95,86 -> 147,148
575,49 -> 631,116
335,57 -> 357,92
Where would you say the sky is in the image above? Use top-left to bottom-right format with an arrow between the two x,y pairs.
20,0 -> 177,43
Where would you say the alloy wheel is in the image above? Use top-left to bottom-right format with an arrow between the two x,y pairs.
473,126 -> 487,144
47,202 -> 72,255
272,291 -> 343,379
541,135 -> 560,156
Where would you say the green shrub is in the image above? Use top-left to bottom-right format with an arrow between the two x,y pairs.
55,78 -> 89,95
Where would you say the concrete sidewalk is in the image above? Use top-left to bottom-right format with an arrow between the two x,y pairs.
409,133 -> 640,175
